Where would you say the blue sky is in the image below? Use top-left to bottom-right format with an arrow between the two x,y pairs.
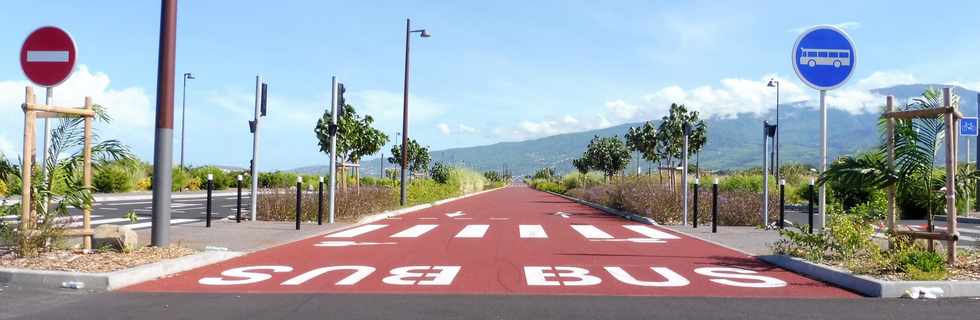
2,1 -> 980,170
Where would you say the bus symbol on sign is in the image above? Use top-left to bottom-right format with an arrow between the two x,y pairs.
960,117 -> 978,136
799,48 -> 851,68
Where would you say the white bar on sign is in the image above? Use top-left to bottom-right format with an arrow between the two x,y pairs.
326,224 -> 387,238
390,224 -> 438,238
519,225 -> 548,238
455,225 -> 489,238
26,51 -> 70,62
623,225 -> 680,239
571,225 -> 614,239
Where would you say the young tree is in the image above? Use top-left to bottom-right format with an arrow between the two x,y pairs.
582,135 -> 631,179
314,104 -> 389,185
388,139 -> 431,175
625,121 -> 660,178
656,103 -> 707,189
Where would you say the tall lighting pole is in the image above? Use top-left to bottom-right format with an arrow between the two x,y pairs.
151,0 -> 177,246
400,18 -> 431,206
767,79 -> 780,180
180,72 -> 194,169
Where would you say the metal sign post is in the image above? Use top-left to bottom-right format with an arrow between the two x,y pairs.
328,76 -> 338,224
791,25 -> 857,232
682,122 -> 692,226
249,76 -> 262,221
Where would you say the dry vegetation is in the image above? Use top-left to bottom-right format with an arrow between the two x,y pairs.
0,245 -> 194,273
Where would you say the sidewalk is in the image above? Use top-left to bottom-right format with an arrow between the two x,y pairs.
666,225 -> 779,256
1,189 -> 246,205
133,219 -> 351,252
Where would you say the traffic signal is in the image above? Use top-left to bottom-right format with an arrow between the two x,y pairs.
336,82 -> 346,117
248,120 -> 256,133
260,83 -> 268,116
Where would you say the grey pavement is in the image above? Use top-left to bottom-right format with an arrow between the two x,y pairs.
666,225 -> 780,256
133,219 -> 350,252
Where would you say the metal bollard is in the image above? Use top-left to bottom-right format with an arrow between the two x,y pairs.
236,175 -> 243,223
295,176 -> 302,230
317,176 -> 324,226
206,174 -> 213,228
712,178 -> 719,233
808,178 -> 815,234
779,179 -> 785,229
693,179 -> 700,228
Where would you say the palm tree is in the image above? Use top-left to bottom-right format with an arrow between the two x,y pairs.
819,88 -> 975,217
1,105 -> 133,256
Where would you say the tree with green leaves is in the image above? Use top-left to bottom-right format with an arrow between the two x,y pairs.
580,135 -> 631,179
657,103 -> 707,189
314,104 -> 389,185
388,139 -> 431,176
625,121 -> 659,178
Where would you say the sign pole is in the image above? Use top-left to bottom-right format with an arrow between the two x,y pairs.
762,122 -> 770,227
819,89 -> 827,231
682,132 -> 689,226
41,87 -> 52,189
976,93 -> 979,212
150,0 -> 177,246
249,75 -> 261,221
328,76 -> 338,224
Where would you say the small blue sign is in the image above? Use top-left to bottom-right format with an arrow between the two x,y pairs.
960,117 -> 978,136
792,25 -> 857,90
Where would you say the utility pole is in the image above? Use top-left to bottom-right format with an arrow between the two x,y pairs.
151,0 -> 177,246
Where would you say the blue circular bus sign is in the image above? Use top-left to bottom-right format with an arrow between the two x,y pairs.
792,25 -> 856,90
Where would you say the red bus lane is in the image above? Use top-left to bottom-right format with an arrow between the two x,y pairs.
124,186 -> 857,298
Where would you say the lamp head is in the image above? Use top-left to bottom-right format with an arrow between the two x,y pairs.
185,73 -> 195,80
767,79 -> 776,87
420,30 -> 431,38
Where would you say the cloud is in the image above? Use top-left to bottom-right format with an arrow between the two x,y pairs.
0,134 -> 15,158
0,65 -> 153,158
436,123 -> 479,135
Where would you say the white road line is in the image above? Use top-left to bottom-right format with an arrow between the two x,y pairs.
66,217 -> 148,228
124,219 -> 199,230
107,201 -> 153,205
98,207 -> 120,211
455,225 -> 489,238
325,224 -> 387,238
446,211 -> 465,218
418,217 -> 438,220
453,217 -> 473,220
623,225 -> 680,239
489,217 -> 510,221
390,224 -> 438,238
519,225 -> 548,238
571,225 -> 614,239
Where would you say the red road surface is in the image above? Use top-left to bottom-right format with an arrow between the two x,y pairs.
125,186 -> 857,298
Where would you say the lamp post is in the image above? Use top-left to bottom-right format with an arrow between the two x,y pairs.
767,79 -> 780,179
180,72 -> 195,169
400,18 -> 431,206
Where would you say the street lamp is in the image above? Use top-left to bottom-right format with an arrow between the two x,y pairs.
767,78 -> 780,180
181,72 -> 195,169
400,18 -> 430,206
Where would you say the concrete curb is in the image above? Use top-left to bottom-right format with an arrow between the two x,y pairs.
543,191 -> 657,225
935,215 -> 980,224
758,254 -> 980,298
0,250 -> 244,291
2,191 -> 242,205
357,186 -> 508,224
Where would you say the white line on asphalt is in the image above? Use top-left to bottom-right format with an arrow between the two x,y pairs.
98,207 -> 120,211
453,217 -> 473,220
571,225 -> 614,239
106,201 -> 153,205
124,219 -> 199,230
489,217 -> 510,221
455,225 -> 489,238
418,217 -> 438,220
519,225 -> 548,238
390,224 -> 438,238
446,211 -> 465,218
623,225 -> 681,239
66,217 -> 148,228
325,224 -> 387,238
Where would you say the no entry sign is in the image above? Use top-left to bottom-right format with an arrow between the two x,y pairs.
20,26 -> 77,87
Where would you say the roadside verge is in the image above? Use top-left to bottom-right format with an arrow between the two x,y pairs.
541,190 -> 656,225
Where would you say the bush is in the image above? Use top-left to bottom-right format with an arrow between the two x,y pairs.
259,171 -> 297,188
0,179 -> 6,197
447,167 -> 486,195
257,186 -> 397,222
94,166 -> 134,193
531,180 -> 565,194
561,172 -> 603,191
190,166 -> 234,190
719,173 -> 774,193
408,178 -> 460,204
171,168 -> 192,192
430,162 -> 452,184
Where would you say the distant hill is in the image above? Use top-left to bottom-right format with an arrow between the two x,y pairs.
292,84 -> 979,177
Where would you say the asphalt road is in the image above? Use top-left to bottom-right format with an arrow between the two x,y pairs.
1,192 -> 253,230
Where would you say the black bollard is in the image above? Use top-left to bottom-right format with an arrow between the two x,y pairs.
808,179 -> 815,234
206,174 -> 213,228
712,178 -> 718,233
295,177 -> 302,230
317,177 -> 324,226
693,179 -> 700,228
236,175 -> 243,223
779,179 -> 785,229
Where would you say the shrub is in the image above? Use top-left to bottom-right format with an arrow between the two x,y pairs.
719,173 -> 774,193
135,177 -> 152,191
94,166 -> 134,193
259,171 -> 297,188
447,167 -> 486,195
408,179 -> 460,204
532,168 -> 557,181
561,172 -> 603,191
896,249 -> 946,280
0,179 -> 6,197
532,180 -> 565,194
430,162 -> 452,184
190,166 -> 234,190
171,168 -> 192,192
257,186 -> 397,222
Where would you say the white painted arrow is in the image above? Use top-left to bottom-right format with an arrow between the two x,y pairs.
445,211 -> 465,218
554,211 -> 571,218
315,241 -> 397,247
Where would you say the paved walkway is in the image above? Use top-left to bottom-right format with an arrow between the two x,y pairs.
134,219 -> 351,252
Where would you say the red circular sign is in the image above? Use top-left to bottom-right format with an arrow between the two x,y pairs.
20,26 -> 77,87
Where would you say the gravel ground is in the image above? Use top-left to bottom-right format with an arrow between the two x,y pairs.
0,246 -> 195,273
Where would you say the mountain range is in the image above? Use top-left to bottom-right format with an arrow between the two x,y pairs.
290,84 -> 980,177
